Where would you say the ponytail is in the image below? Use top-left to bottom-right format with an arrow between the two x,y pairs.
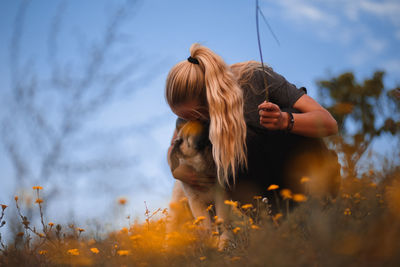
166,43 -> 247,186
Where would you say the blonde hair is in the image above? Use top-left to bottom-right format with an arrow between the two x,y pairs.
230,60 -> 271,96
165,43 -> 247,187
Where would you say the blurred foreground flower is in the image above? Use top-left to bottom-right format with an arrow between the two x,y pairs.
293,194 -> 307,202
193,216 -> 206,225
268,184 -> 279,190
280,189 -> 292,199
344,208 -> 351,215
117,250 -> 130,256
224,200 -> 238,207
232,227 -> 241,234
33,186 -> 43,190
90,248 -> 99,254
118,198 -> 127,205
300,177 -> 310,184
241,204 -> 253,210
67,248 -> 80,256
273,213 -> 283,221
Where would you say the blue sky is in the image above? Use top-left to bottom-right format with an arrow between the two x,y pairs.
0,0 -> 399,229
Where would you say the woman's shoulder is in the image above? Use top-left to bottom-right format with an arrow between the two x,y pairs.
230,61 -> 286,89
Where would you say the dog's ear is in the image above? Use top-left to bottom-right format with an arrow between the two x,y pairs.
168,139 -> 182,172
176,118 -> 186,132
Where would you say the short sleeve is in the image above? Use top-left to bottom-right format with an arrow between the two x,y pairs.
265,70 -> 305,108
241,67 -> 305,129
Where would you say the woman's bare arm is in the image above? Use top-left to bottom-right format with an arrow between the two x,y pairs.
258,94 -> 338,138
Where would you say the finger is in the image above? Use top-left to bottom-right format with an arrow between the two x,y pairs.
258,101 -> 279,111
259,110 -> 281,117
260,117 -> 279,124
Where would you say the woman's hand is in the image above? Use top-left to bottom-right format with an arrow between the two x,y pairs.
172,164 -> 216,192
258,101 -> 288,131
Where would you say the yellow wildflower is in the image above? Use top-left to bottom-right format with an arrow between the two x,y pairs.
199,256 -> 206,261
193,216 -> 206,225
120,227 -> 128,234
38,233 -> 45,238
273,213 -> 283,221
369,182 -> 377,188
212,231 -> 219,236
241,204 -> 253,210
280,189 -> 292,199
33,186 -> 43,190
344,208 -> 351,215
118,198 -> 127,205
90,248 -> 100,254
300,177 -> 310,184
251,225 -> 260,230
293,194 -> 308,202
206,204 -> 213,211
67,248 -> 79,256
253,196 -> 262,200
35,198 -> 43,204
48,222 -> 54,227
232,227 -> 241,234
117,250 -> 130,256
1,204 -> 7,210
14,196 -> 19,201
224,200 -> 238,207
38,250 -> 47,255
77,228 -> 85,233
267,184 -> 279,190
213,216 -> 224,225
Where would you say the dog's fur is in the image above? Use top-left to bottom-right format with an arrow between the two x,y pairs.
167,118 -> 232,249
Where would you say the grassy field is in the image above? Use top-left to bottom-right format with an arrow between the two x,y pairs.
1,168 -> 400,267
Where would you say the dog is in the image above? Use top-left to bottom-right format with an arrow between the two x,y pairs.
167,118 -> 233,249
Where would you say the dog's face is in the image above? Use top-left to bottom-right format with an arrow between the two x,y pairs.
168,118 -> 214,174
176,120 -> 209,157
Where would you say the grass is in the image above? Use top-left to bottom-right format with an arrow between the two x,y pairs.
1,168 -> 400,266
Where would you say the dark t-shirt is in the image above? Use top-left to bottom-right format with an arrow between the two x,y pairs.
241,66 -> 305,129
230,67 -> 340,209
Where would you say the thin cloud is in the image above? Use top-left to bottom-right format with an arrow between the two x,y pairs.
359,0 -> 400,26
263,0 -> 398,67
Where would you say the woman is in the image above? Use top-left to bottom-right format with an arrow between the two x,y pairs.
166,43 -> 340,208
